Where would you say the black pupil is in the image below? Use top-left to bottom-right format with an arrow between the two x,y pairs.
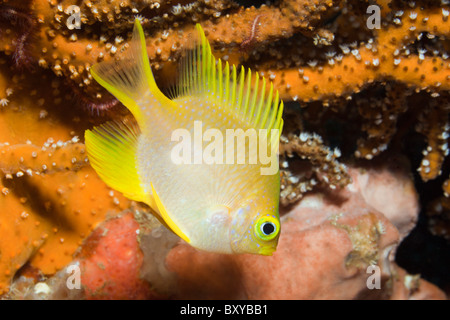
262,222 -> 275,235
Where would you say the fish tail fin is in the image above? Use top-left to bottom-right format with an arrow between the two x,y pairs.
85,118 -> 149,204
90,19 -> 174,126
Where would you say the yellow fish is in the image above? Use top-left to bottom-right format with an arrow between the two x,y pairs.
85,20 -> 284,255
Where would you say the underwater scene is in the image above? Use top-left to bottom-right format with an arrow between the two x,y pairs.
0,0 -> 449,301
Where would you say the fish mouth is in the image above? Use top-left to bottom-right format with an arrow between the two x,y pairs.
258,245 -> 276,256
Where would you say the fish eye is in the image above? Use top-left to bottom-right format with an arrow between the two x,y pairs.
254,215 -> 280,241
261,221 -> 275,235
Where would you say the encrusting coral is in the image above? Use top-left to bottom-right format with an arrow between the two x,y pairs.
0,0 -> 449,298
0,60 -> 130,295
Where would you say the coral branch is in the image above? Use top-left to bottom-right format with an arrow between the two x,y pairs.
279,130 -> 351,206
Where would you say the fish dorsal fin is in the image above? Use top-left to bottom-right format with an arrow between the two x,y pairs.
175,24 -> 284,148
90,19 -> 175,127
85,119 -> 149,203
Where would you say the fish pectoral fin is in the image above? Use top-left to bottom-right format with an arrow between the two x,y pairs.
85,118 -> 149,204
150,183 -> 191,243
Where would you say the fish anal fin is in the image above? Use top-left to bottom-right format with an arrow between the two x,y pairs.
151,183 -> 191,243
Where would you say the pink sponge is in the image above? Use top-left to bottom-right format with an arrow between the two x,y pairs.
79,212 -> 154,300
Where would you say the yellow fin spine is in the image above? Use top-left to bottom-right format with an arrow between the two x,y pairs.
236,65 -> 245,115
230,65 -> 237,110
267,90 -> 280,131
224,61 -> 230,106
211,52 -> 216,98
200,25 -> 207,92
247,72 -> 259,123
271,101 -> 284,147
241,68 -> 252,121
253,77 -> 266,127
217,59 -> 223,102
259,82 -> 273,129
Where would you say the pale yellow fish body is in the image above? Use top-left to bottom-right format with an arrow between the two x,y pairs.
85,20 -> 284,255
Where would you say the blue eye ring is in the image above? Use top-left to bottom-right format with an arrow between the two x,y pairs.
254,215 -> 280,241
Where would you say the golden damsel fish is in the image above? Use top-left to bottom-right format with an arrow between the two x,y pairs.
85,20 -> 284,255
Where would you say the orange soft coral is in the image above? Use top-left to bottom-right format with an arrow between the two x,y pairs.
0,60 -> 130,295
268,7 -> 450,101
